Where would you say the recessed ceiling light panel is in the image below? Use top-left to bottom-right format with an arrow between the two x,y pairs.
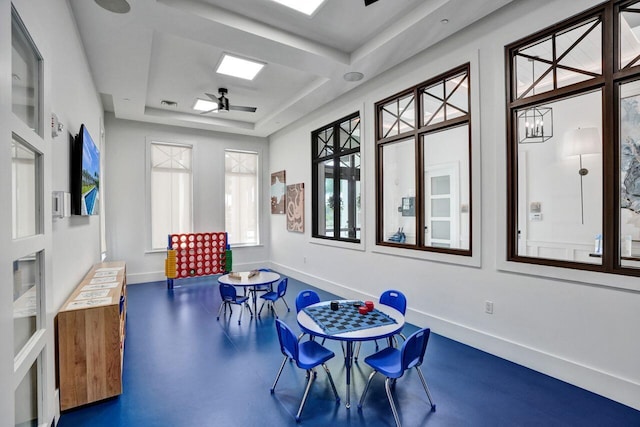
270,0 -> 326,16
216,54 -> 265,81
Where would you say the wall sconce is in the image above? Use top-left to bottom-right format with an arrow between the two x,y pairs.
563,127 -> 601,224
518,106 -> 553,143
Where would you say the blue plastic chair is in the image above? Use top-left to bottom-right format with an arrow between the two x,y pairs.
295,290 -> 325,342
272,319 -> 340,422
358,328 -> 436,427
355,289 -> 407,360
216,283 -> 251,325
258,278 -> 290,318
295,289 -> 320,313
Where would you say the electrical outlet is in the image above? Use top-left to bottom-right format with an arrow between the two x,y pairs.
485,300 -> 494,314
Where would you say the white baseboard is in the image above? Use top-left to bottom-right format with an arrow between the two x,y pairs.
270,261 -> 640,411
126,261 -> 273,285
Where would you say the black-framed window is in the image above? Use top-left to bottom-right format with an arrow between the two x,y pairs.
506,0 -> 640,276
312,112 -> 361,242
375,64 -> 472,255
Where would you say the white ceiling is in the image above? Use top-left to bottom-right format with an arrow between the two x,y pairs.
69,0 -> 514,137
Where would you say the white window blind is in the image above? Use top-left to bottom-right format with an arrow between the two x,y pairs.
225,150 -> 259,246
150,142 -> 193,249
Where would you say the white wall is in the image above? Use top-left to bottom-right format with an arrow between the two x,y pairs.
269,0 -> 640,410
104,114 -> 271,283
1,0 -> 104,426
49,3 -> 104,311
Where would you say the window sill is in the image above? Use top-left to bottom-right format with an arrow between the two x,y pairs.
145,249 -> 168,254
371,244 -> 481,268
310,237 -> 365,252
496,259 -> 640,292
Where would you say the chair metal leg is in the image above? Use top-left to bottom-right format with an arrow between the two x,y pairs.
385,377 -> 402,427
355,339 -> 382,361
357,370 -> 377,409
271,302 -> 279,318
238,303 -> 243,324
296,369 -> 316,422
244,302 -> 253,319
416,366 -> 436,411
270,355 -> 288,393
258,301 -> 267,317
216,301 -> 226,320
321,363 -> 340,403
281,298 -> 291,312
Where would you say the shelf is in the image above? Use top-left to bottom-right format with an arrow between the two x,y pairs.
56,261 -> 126,411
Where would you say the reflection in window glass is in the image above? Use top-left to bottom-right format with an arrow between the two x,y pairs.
619,81 -> 640,269
339,153 -> 360,239
513,18 -> 601,99
421,73 -> 469,126
12,136 -> 40,239
382,139 -> 416,244
225,150 -> 259,246
423,125 -> 470,250
15,358 -> 39,427
556,19 -> 602,88
381,94 -> 415,138
312,113 -> 361,242
13,252 -> 40,356
339,116 -> 360,151
377,64 -> 471,254
516,91 -> 602,263
431,175 -> 450,195
12,7 -> 41,134
432,198 -> 450,217
317,159 -> 334,237
620,8 -> 640,69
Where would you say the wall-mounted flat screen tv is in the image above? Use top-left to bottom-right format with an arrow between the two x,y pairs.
71,124 -> 100,215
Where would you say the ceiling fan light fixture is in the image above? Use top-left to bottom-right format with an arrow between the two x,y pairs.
193,98 -> 217,112
216,54 -> 265,81
270,0 -> 326,16
343,71 -> 364,82
218,95 -> 230,112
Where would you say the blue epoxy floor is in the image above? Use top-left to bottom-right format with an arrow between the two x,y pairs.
58,275 -> 640,426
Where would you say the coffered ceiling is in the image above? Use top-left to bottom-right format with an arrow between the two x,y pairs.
69,0 -> 514,137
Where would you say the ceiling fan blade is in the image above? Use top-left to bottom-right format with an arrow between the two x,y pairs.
200,107 -> 218,114
229,105 -> 257,113
204,92 -> 218,101
364,0 -> 379,6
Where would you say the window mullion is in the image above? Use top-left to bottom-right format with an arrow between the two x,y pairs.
333,127 -> 341,239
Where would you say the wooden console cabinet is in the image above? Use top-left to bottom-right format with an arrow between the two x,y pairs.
56,261 -> 127,410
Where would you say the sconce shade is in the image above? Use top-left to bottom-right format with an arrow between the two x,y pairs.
563,127 -> 601,157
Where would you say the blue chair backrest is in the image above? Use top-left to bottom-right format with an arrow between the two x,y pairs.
275,319 -> 299,361
295,290 -> 320,312
380,290 -> 407,315
259,268 -> 271,272
277,278 -> 288,298
219,283 -> 237,301
401,328 -> 431,371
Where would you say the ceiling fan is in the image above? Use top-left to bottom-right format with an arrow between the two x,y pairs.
364,0 -> 379,5
201,88 -> 257,114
